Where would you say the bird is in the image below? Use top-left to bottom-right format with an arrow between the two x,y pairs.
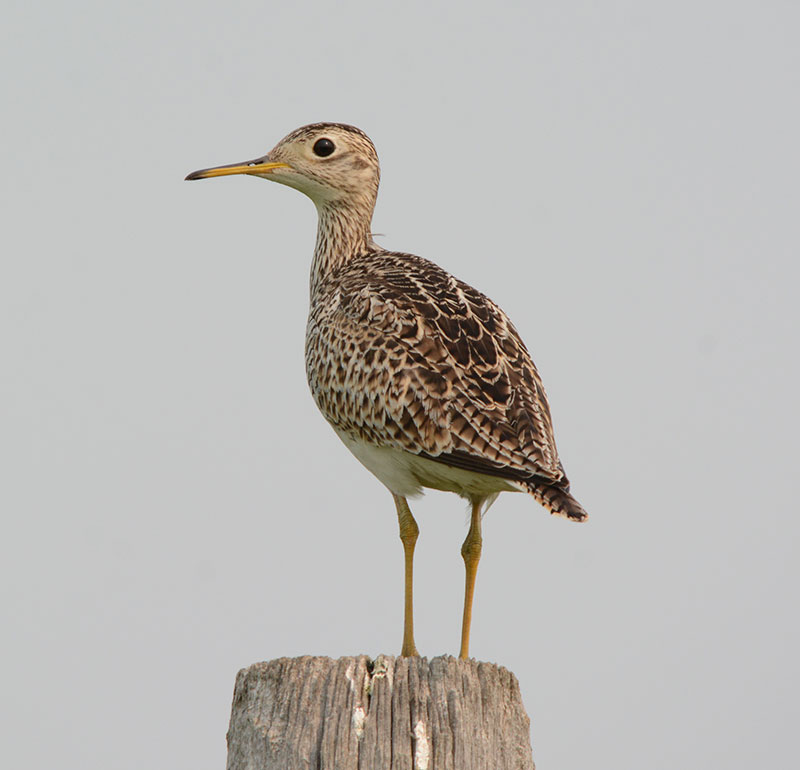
186,122 -> 587,659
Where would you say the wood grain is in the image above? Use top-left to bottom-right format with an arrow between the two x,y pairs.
226,655 -> 535,770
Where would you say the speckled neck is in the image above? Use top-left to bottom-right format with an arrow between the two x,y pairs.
310,199 -> 379,298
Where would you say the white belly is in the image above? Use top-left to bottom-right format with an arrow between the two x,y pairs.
334,429 -> 520,500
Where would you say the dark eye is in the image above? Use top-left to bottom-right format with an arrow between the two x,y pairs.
313,138 -> 335,157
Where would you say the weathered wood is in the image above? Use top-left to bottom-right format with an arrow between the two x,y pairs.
226,655 -> 535,770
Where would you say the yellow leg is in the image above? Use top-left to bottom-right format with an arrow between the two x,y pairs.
459,498 -> 484,659
393,494 -> 420,657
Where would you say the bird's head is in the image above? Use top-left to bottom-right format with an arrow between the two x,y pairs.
186,123 -> 380,211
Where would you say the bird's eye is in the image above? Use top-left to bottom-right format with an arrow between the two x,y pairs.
313,138 -> 336,157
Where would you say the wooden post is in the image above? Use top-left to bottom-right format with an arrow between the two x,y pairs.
226,655 -> 535,770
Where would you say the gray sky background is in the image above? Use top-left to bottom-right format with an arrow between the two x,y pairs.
3,2 -> 798,768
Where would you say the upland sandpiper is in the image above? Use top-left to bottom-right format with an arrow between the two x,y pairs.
186,123 -> 587,659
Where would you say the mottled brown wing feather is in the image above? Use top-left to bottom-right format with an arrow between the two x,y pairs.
305,251 -> 565,485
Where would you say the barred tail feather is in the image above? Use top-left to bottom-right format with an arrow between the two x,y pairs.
527,481 -> 588,522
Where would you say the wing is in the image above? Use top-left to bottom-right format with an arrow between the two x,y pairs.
305,251 -> 565,485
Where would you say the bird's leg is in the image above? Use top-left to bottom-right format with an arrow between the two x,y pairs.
459,498 -> 484,659
393,494 -> 420,657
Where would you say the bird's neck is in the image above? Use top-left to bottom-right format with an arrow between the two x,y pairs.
310,200 -> 378,297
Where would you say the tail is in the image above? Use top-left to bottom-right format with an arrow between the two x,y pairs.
525,478 -> 588,522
